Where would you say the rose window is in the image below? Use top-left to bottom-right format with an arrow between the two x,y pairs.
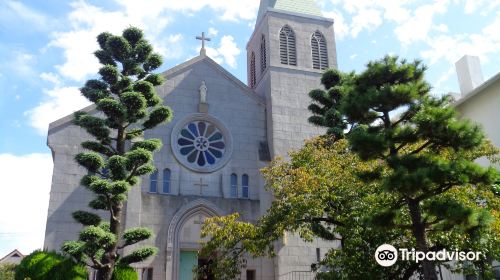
177,121 -> 226,167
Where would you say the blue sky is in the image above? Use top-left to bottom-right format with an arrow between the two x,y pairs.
0,0 -> 499,257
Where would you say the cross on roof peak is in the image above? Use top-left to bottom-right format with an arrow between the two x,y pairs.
196,32 -> 211,56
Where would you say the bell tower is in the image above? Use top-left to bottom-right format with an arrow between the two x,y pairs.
247,0 -> 340,278
247,0 -> 338,158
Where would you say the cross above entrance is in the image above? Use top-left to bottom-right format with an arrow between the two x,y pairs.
194,177 -> 208,195
196,32 -> 211,55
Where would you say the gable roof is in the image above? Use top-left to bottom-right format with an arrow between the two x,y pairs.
163,53 -> 265,106
256,0 -> 323,24
48,54 -> 264,133
0,249 -> 24,264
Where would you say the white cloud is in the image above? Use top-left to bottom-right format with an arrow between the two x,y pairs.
323,10 -> 349,39
0,153 -> 53,257
208,27 -> 219,37
48,1 -> 140,81
394,1 -> 450,45
25,86 -> 91,135
40,72 -> 62,86
349,54 -> 357,59
7,52 -> 36,78
168,34 -> 183,44
350,8 -> 382,38
421,12 -> 500,66
152,34 -> 186,60
464,0 -> 500,14
205,35 -> 241,68
46,0 -> 259,82
0,0 -> 51,30
325,0 -> 412,39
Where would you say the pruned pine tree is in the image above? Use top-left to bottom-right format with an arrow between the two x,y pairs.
308,56 -> 499,280
61,26 -> 173,280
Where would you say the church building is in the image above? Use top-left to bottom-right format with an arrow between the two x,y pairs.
43,0 -> 339,279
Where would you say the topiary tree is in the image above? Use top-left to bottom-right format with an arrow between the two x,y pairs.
60,26 -> 173,280
308,56 -> 499,280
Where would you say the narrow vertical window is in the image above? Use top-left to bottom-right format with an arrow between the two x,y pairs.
311,31 -> 328,70
279,25 -> 297,66
230,173 -> 238,198
242,174 -> 249,198
250,52 -> 256,88
316,248 -> 321,262
162,168 -> 171,194
149,170 -> 158,193
260,34 -> 267,74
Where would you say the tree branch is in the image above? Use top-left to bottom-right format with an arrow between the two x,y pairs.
409,141 -> 432,155
299,216 -> 345,227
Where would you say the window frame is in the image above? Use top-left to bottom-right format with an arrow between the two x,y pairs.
242,174 -> 249,198
230,173 -> 238,198
260,34 -> 267,74
279,25 -> 297,66
250,51 -> 256,88
162,168 -> 171,194
311,30 -> 328,70
149,170 -> 158,193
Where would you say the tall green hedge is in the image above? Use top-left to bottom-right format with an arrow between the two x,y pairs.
15,250 -> 87,280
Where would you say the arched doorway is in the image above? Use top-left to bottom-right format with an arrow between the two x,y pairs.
165,199 -> 223,280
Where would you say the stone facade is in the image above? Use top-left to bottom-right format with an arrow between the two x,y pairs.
44,1 -> 340,279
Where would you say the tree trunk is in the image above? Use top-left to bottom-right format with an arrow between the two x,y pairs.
98,127 -> 126,280
97,266 -> 113,280
407,199 -> 438,280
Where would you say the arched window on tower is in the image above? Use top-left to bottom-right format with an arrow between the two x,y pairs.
149,170 -> 158,193
230,173 -> 238,198
260,34 -> 267,74
250,52 -> 256,88
162,168 -> 171,194
311,31 -> 328,70
242,174 -> 249,198
279,25 -> 297,66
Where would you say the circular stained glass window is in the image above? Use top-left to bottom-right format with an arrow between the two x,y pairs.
171,114 -> 232,173
178,121 -> 225,166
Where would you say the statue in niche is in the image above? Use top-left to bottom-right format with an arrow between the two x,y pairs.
199,81 -> 207,104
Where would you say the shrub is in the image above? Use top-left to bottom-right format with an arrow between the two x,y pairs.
112,265 -> 138,280
15,250 -> 87,280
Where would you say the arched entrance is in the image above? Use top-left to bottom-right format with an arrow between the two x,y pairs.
165,199 -> 224,280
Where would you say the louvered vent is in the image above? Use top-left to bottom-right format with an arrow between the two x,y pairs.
311,31 -> 328,70
279,25 -> 297,66
260,35 -> 267,74
250,52 -> 256,88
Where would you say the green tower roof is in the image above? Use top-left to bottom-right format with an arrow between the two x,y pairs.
256,0 -> 323,24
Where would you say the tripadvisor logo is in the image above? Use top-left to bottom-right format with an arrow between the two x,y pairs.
374,244 -> 482,267
375,244 -> 398,267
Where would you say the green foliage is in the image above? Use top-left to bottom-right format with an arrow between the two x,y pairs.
72,210 -> 101,226
199,56 -> 500,280
123,227 -> 154,246
63,26 -> 172,280
112,265 -> 138,280
199,137 -> 500,279
199,138 -> 415,279
0,263 -> 16,280
15,250 -> 87,280
119,247 -> 158,266
305,55 -> 500,279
